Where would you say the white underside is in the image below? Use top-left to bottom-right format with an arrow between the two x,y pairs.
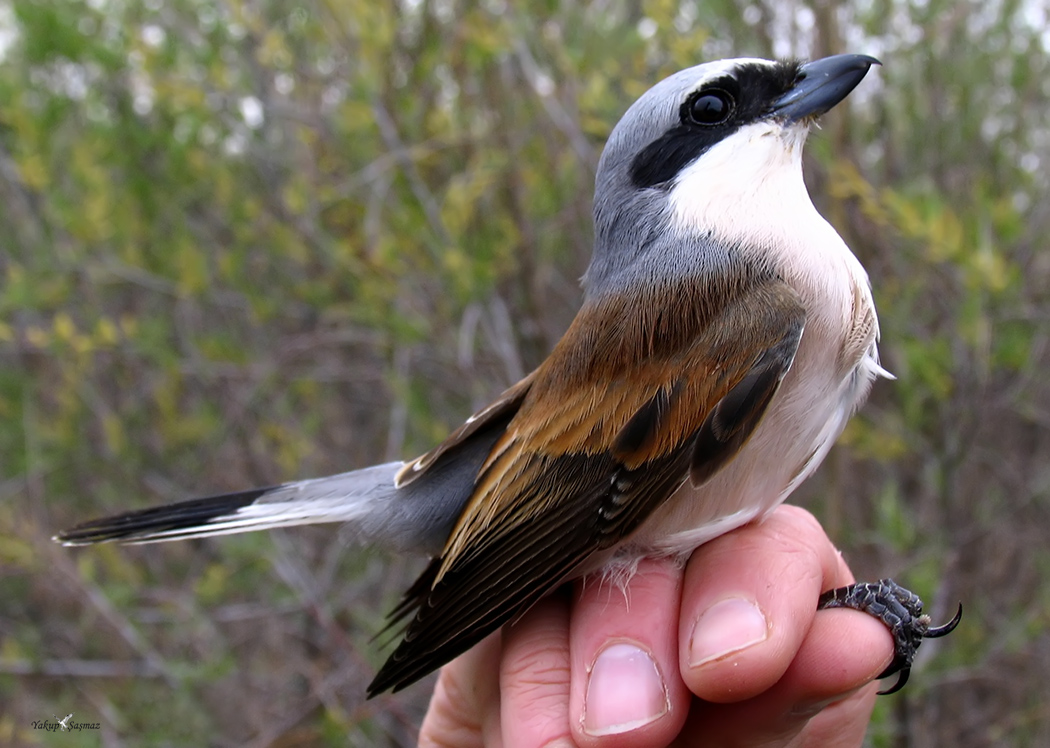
612,118 -> 885,565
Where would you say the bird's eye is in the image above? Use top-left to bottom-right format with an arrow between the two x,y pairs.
686,90 -> 734,126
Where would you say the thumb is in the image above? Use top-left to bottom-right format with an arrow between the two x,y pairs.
419,632 -> 501,748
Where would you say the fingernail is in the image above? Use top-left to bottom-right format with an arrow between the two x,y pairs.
689,597 -> 768,667
583,642 -> 668,736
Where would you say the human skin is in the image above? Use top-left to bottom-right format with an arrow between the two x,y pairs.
419,504 -> 893,748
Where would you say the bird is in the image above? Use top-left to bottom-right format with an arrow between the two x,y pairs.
56,53 -> 959,697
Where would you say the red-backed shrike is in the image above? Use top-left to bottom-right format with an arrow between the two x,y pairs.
57,54 -> 959,696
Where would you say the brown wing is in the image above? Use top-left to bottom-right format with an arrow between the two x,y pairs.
395,373 -> 537,488
368,271 -> 806,695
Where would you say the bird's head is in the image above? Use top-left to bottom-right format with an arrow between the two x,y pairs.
586,54 -> 878,293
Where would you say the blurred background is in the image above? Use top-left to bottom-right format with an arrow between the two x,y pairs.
1,0 -> 1047,745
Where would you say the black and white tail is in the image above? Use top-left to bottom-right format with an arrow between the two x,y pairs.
54,462 -> 417,548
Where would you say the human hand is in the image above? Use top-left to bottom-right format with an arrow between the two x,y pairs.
419,504 -> 893,747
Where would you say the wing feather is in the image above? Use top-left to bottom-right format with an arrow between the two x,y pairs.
369,271 -> 807,695
395,373 -> 537,487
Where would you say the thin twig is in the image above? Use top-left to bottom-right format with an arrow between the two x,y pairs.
0,658 -> 166,678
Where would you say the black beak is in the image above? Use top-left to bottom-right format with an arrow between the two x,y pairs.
773,54 -> 880,122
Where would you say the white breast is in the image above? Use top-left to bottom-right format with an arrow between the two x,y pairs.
622,118 -> 887,558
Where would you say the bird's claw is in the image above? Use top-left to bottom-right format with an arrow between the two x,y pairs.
817,578 -> 962,695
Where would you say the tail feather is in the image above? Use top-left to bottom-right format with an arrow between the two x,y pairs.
53,488 -> 273,545
54,462 -> 408,547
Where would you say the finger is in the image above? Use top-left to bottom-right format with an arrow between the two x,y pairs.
500,589 -> 577,748
678,504 -> 860,703
420,631 -> 502,748
783,608 -> 893,709
795,677 -> 879,747
569,557 -> 691,747
681,607 -> 890,746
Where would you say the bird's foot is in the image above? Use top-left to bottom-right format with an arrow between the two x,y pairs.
817,578 -> 962,695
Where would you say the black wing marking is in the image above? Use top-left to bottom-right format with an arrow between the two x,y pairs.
690,318 -> 804,485
368,296 -> 805,695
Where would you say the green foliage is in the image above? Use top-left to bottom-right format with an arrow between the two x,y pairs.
1,0 -> 1048,745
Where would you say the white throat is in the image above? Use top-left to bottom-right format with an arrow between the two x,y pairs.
668,119 -> 876,347
668,121 -> 828,257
